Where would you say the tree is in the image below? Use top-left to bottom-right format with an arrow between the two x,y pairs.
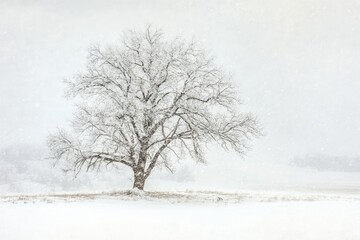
48,27 -> 261,190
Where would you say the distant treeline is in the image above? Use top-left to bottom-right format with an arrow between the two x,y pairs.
0,145 -> 127,193
291,154 -> 360,172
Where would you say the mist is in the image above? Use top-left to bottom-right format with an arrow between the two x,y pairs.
1,0 -> 360,192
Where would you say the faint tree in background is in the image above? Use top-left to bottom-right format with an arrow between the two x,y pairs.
48,26 -> 261,190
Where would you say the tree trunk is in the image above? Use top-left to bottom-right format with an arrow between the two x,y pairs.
133,170 -> 145,190
132,142 -> 147,190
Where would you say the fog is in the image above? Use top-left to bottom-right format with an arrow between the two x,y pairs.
1,0 -> 360,192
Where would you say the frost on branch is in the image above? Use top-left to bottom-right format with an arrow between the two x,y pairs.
48,26 -> 262,190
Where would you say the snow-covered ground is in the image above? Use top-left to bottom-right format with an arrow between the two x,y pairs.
1,191 -> 360,240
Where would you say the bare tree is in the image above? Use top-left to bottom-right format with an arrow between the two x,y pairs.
48,27 -> 261,190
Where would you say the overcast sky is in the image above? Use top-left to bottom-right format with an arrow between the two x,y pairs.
1,0 -> 360,163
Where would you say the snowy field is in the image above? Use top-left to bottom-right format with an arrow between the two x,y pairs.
1,191 -> 360,240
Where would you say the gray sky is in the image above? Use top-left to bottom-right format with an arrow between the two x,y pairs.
1,0 -> 360,163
